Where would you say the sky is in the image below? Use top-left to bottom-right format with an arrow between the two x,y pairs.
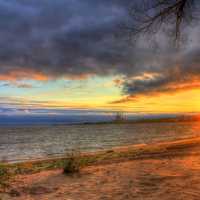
0,0 -> 200,116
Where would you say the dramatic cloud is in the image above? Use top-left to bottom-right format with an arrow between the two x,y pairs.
120,39 -> 200,99
0,0 -> 134,79
0,0 -> 199,100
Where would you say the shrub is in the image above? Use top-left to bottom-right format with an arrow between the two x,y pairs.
0,164 -> 10,190
63,151 -> 82,174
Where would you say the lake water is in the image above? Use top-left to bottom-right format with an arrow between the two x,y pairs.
1,122 -> 200,162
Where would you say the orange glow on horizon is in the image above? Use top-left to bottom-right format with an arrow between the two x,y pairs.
0,69 -> 48,81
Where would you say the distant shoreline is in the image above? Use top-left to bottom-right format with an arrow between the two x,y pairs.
1,115 -> 199,127
0,113 -> 200,127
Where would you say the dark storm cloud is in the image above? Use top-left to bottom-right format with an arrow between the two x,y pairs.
122,45 -> 200,97
0,0 -> 199,98
0,0 -> 134,78
117,0 -> 200,99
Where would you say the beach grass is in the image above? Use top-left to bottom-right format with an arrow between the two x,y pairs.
1,136 -> 200,190
63,151 -> 82,174
0,164 -> 12,191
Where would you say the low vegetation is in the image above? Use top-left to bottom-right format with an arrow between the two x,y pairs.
1,137 -> 200,180
63,151 -> 82,174
0,164 -> 11,191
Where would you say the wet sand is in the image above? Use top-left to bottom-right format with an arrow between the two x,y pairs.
2,139 -> 200,200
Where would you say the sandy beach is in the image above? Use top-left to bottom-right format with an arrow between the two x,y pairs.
1,137 -> 200,200
0,0 -> 199,199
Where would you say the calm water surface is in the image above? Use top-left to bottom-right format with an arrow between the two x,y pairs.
0,122 -> 200,162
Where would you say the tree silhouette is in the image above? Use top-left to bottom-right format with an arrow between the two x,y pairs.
125,0 -> 198,44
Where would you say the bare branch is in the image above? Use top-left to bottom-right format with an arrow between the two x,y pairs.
125,0 -> 198,45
